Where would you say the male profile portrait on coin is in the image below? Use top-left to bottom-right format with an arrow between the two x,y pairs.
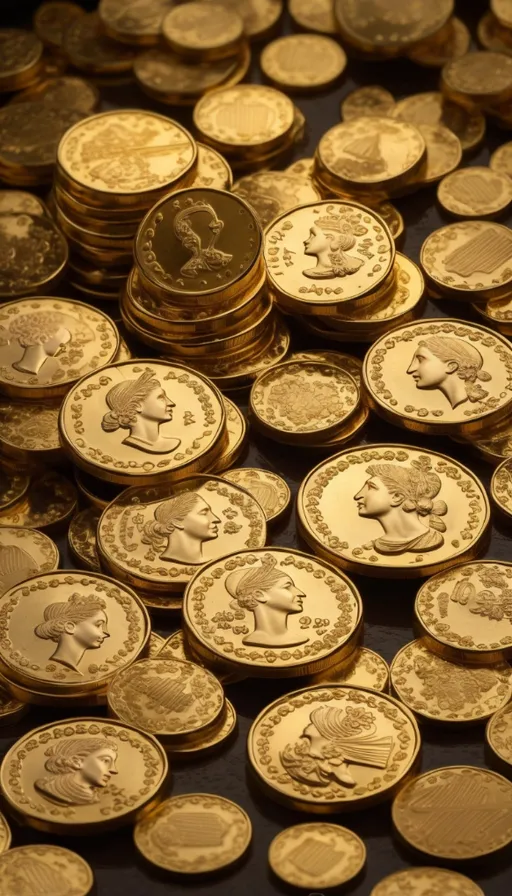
34,592 -> 109,672
406,335 -> 492,409
34,735 -> 118,806
101,368 -> 181,454
142,491 -> 221,564
302,211 -> 366,279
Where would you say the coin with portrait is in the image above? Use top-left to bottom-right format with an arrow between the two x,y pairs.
269,823 -> 365,889
0,844 -> 94,896
298,444 -> 490,578
222,468 -> 290,524
98,474 -> 267,594
0,527 -> 59,596
0,717 -> 169,833
184,547 -> 362,677
371,868 -> 485,896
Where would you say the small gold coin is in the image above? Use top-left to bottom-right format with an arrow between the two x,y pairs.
289,0 -> 336,34
162,2 -> 243,61
9,75 -> 100,114
309,647 -> 390,691
184,547 -> 363,678
442,50 -> 512,107
492,456 -> 512,521
1,716 -> 169,833
174,697 -> 237,758
158,629 -> 246,686
222,468 -> 290,524
200,0 -> 283,42
0,467 -> 29,511
134,46 -> 248,106
407,16 -> 470,68
0,845 -> 94,895
34,2 -> 84,49
193,84 -> 295,156
0,526 -> 59,596
0,297 -> 120,400
260,34 -> 346,93
59,360 -> 226,487
371,867 -> 485,896
210,397 -> 247,473
0,470 -> 77,533
0,399 -> 60,466
486,700 -> 512,774
134,793 -> 251,873
490,140 -> 512,177
232,171 -> 321,228
193,143 -> 233,190
286,156 -> 315,178
363,317 -> 512,435
289,349 -> 362,385
98,0 -> 173,47
269,823 -> 366,889
0,103 -> 86,185
148,630 -> 165,656
392,765 -> 512,859
493,0 -> 512,28
0,190 -> 49,217
62,12 -> 137,75
438,165 -> 512,217
298,444 -> 490,579
249,683 -> 420,811
341,85 -> 395,121
415,123 -> 462,185
0,810 -> 11,853
0,681 -> 29,726
421,221 -> 512,299
390,638 -> 512,724
392,91 -> 485,152
0,29 -> 43,92
68,507 -> 100,571
334,0 -> 453,57
0,213 -> 68,300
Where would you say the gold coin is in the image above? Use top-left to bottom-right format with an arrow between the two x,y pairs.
34,2 -> 84,49
9,75 -> 99,114
62,12 -> 137,75
477,12 -> 512,57
260,34 -> 346,93
0,398 -> 84,465
0,190 -> 49,217
289,349 -> 362,386
363,318 -> 512,435
438,165 -> 512,217
390,638 -> 512,724
108,656 -> 224,747
442,50 -> 512,108
407,16 -> 470,67
68,507 -> 100,571
269,822 -> 365,889
486,700 -> 512,774
0,470 -> 77,533
98,473 -> 266,594
289,0 -> 336,34
222,468 -> 290,524
59,360 -> 226,486
371,867 -> 486,896
98,0 -> 173,47
148,630 -> 165,656
193,84 -> 295,156
200,0 -> 282,42
490,140 -> 512,177
392,765 -> 512,859
421,221 -> 512,299
173,697 -> 237,758
0,467 -> 29,511
232,171 -> 320,229
335,0 -> 454,56
298,444 -> 490,579
459,417 -> 512,463
0,680 -> 29,726
493,0 -> 512,28
0,526 -> 59,596
492,456 -> 512,521
193,143 -> 233,190
209,397 -> 247,473
248,683 -> 420,810
316,118 -> 426,195
415,123 -> 462,185
134,46 -> 249,106
184,547 -> 363,678
162,2 -> 243,62
0,297 -> 120,400
134,793 -> 251,873
392,91 -> 486,152
0,810 -> 11,854
158,629 -> 246,685
1,716 -> 169,833
341,85 -> 395,121
0,845 -> 94,895
265,199 -> 395,314
73,468 -> 122,512
249,359 -> 359,444
286,156 -> 315,178
0,29 -> 43,92
0,569 -> 150,699
197,313 -> 290,391
0,213 -> 68,299
309,647 -> 390,691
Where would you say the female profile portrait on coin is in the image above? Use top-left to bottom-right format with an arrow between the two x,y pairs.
142,492 -> 221,564
406,335 -> 492,409
101,368 -> 180,455
34,592 -> 109,673
7,311 -> 72,376
34,735 -> 118,806
302,212 -> 365,279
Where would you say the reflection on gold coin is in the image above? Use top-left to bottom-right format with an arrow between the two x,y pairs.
286,156 -> 314,178
193,84 -> 295,156
308,647 -> 390,692
0,845 -> 94,895
392,765 -> 512,859
492,456 -> 512,521
269,823 -> 366,889
438,165 -> 512,217
371,867 -> 485,896
162,2 -> 243,61
0,811 -> 11,854
1,717 -> 169,833
341,85 -> 395,121
68,507 -> 100,571
0,213 -> 68,299
193,143 -> 233,190
261,34 -> 346,92
408,16 -> 470,68
334,0 -> 454,57
493,0 -> 512,28
134,793 -> 251,873
486,700 -> 512,774
222,468 -> 290,524
34,2 -> 85,50
421,221 -> 512,299
392,91 -> 485,152
232,171 -> 320,228
0,190 -> 49,217
0,470 -> 77,533
289,0 -> 336,34
0,526 -> 59,596
442,50 -> 512,108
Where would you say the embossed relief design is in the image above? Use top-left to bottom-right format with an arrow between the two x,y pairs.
34,593 -> 109,673
285,837 -> 343,876
1,311 -> 73,376
0,214 -> 66,296
101,368 -> 181,455
1,854 -> 70,894
445,227 -> 512,277
174,202 -> 233,278
0,543 -> 38,594
153,811 -> 229,848
319,120 -> 424,183
406,336 -> 492,409
34,734 -> 118,806
413,655 -> 500,712
303,210 -> 366,279
493,460 -> 512,513
444,170 -> 507,212
142,491 -> 220,564
262,370 -> 356,431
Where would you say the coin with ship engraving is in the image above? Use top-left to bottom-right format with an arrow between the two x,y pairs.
421,220 -> 512,299
0,845 -> 94,896
232,171 -> 320,229
491,456 -> 512,521
269,823 -> 366,889
0,527 -> 59,597
333,0 -> 454,57
162,2 -> 243,61
371,867 -> 486,896
68,508 -> 101,571
0,213 -> 68,300
107,657 -> 225,748
134,793 -> 251,873
392,765 -> 512,859
486,700 -> 512,774
0,297 -> 119,400
222,468 -> 290,524
260,34 -> 346,92
308,647 -> 390,692
298,444 -> 490,579
184,547 -> 363,678
438,165 -> 512,217
248,683 -> 420,811
392,91 -> 485,152
0,716 -> 169,834
59,360 -> 226,487
341,86 -> 395,121
363,318 -> 512,435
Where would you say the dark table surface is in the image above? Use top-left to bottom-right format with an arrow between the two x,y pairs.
1,1 -> 512,894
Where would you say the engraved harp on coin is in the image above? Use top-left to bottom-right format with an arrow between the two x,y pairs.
101,368 -> 181,455
174,201 -> 233,278
444,228 -> 512,277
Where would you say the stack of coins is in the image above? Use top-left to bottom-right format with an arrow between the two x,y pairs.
124,186 -> 290,390
0,29 -> 45,93
0,194 -> 69,300
61,12 -> 137,83
52,109 -> 197,300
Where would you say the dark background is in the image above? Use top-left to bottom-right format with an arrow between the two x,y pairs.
1,1 -> 512,893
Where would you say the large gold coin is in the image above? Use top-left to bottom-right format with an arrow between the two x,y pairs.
98,0 -> 173,46
415,561 -> 512,665
442,50 -> 512,108
0,570 -> 150,701
341,85 -> 395,121
392,90 -> 485,152
0,845 -> 94,895
269,823 -> 366,889
184,547 -> 363,678
260,34 -> 346,93
0,212 -> 68,299
371,868 -> 485,896
68,507 -> 100,571
134,45 -> 249,105
309,647 -> 390,691
363,318 -> 512,435
390,638 -> 512,724
0,810 -> 11,853
392,765 -> 512,859
193,84 -> 295,156
248,683 -> 420,811
232,170 -> 320,228
333,0 -> 453,57
298,444 -> 490,579
438,165 -> 512,217
0,470 -> 77,533
421,221 -> 512,299
1,717 -> 169,833
0,526 -> 59,596
492,456 -> 512,520
134,793 -> 251,872
486,701 -> 512,774
98,473 -> 266,595
0,297 -> 119,400
222,468 -> 290,524
264,200 -> 395,314
162,2 -> 243,61
289,0 -> 336,34
407,16 -> 470,68
59,360 -> 226,486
